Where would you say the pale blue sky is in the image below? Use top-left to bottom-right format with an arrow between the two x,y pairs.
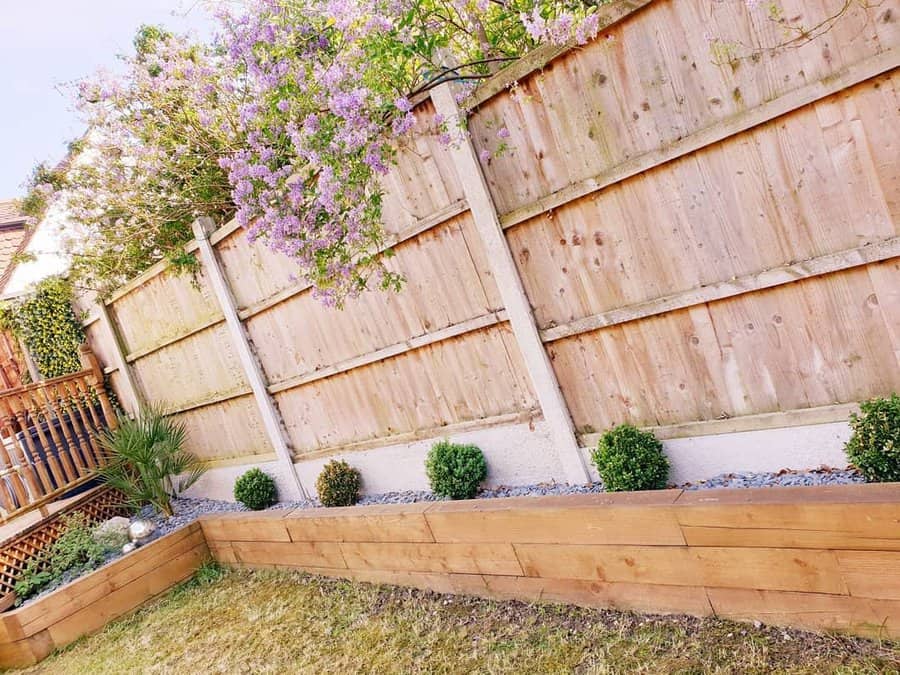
0,1 -> 218,199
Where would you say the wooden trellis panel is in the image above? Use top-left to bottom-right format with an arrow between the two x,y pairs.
0,486 -> 128,598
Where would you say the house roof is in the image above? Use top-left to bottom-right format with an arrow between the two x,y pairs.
0,200 -> 32,292
0,200 -> 27,228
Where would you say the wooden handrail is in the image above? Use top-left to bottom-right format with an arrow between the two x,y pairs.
1,369 -> 97,401
0,346 -> 118,523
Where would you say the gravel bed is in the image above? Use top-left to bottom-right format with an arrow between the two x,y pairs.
137,499 -> 251,538
679,466 -> 865,490
149,465 -> 868,530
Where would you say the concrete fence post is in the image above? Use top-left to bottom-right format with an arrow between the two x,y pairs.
191,217 -> 308,500
431,83 -> 590,484
94,301 -> 144,416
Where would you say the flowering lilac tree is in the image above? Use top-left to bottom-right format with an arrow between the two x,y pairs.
218,0 -> 602,304
27,4 -> 602,300
61,26 -> 246,292
22,0 -> 864,303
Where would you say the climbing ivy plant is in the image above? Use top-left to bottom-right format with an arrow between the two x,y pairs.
0,277 -> 85,378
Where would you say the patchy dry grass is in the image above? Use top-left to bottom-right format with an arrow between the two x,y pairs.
18,566 -> 900,674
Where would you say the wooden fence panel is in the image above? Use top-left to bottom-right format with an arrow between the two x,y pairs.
506,74 -> 900,329
84,254 -> 276,463
174,395 -> 274,462
127,323 -> 246,411
107,267 -> 221,359
77,0 -> 900,486
378,100 -> 465,234
470,0 -> 896,217
245,213 -> 502,386
276,325 -> 537,457
213,228 -> 299,314
550,263 -> 900,431
214,101 -> 464,315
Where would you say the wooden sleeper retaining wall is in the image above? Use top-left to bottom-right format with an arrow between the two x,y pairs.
201,484 -> 900,641
0,484 -> 898,668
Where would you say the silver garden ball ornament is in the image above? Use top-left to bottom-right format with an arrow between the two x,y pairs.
128,519 -> 156,544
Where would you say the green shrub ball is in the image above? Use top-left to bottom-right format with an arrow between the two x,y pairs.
846,394 -> 900,483
233,468 -> 278,510
426,440 -> 487,500
591,424 -> 669,492
316,460 -> 361,507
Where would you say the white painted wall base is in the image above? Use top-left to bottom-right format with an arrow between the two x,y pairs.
293,419 -> 567,495
580,420 -> 852,485
665,420 -> 851,484
185,418 -> 853,502
184,459 -> 299,503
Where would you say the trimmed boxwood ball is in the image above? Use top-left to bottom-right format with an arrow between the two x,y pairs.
316,460 -> 361,507
234,468 -> 278,510
426,440 -> 487,500
591,424 -> 669,492
846,393 -> 900,483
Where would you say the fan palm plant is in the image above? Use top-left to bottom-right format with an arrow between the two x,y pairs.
98,405 -> 205,517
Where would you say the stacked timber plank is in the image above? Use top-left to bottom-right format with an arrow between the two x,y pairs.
202,484 -> 900,640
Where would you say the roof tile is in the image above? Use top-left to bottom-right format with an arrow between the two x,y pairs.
0,200 -> 26,227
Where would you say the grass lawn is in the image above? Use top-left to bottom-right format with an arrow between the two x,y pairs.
19,566 -> 899,674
